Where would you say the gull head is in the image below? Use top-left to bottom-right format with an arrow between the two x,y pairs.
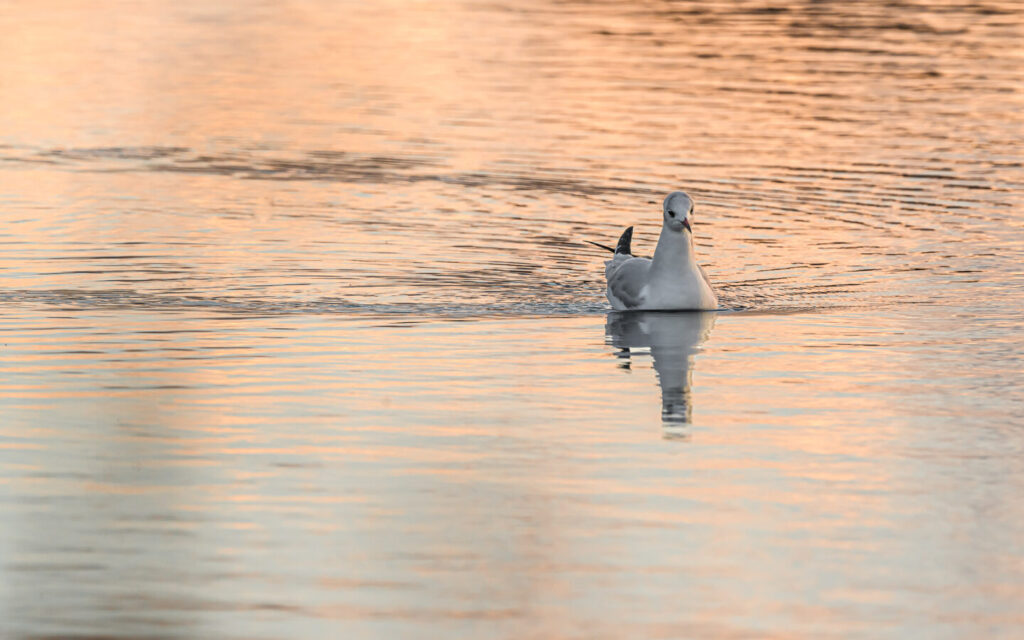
662,191 -> 695,234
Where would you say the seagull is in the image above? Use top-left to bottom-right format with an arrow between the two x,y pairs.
594,191 -> 718,311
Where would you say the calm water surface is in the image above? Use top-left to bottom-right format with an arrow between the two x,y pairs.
1,1 -> 1022,638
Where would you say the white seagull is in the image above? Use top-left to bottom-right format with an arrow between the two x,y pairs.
599,191 -> 718,311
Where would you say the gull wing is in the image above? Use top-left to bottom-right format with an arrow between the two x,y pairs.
605,256 -> 651,309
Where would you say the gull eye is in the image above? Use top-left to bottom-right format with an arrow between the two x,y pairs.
668,210 -> 675,217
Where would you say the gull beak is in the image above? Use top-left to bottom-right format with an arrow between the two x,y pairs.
682,218 -> 692,232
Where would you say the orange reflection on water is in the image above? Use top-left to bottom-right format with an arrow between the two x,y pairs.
1,0 -> 1022,638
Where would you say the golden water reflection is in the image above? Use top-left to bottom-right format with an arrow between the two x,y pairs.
0,0 -> 1022,638
2,310 -> 1021,638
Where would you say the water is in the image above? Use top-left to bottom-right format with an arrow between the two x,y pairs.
1,1 -> 1022,638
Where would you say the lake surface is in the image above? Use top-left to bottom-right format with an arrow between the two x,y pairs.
1,1 -> 1022,638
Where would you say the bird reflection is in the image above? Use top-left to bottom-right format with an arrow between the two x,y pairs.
605,311 -> 715,427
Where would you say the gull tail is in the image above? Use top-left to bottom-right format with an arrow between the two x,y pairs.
614,226 -> 633,256
585,226 -> 633,256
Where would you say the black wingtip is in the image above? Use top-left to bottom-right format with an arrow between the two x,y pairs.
584,240 -> 616,253
615,226 -> 633,255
